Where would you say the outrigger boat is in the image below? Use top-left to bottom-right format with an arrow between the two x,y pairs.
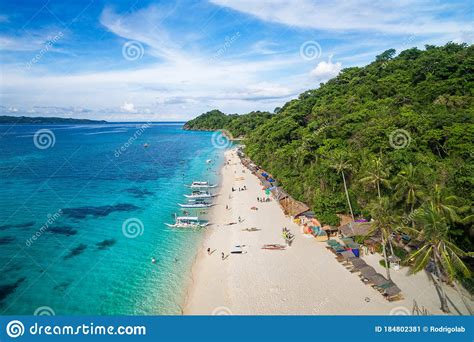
165,216 -> 209,228
184,190 -> 215,199
178,202 -> 212,208
187,181 -> 217,189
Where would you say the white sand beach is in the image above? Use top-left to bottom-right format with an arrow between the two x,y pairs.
184,148 -> 472,315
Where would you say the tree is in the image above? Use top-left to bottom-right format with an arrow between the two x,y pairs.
427,184 -> 461,223
368,197 -> 397,280
393,163 -> 425,224
329,151 -> 355,221
376,48 -> 396,62
406,203 -> 472,313
359,157 -> 390,199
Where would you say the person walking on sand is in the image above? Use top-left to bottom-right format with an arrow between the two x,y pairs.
207,248 -> 211,255
238,216 -> 242,223
221,252 -> 225,260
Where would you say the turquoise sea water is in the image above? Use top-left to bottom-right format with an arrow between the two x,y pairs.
0,123 -> 222,315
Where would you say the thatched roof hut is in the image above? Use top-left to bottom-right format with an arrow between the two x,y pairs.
339,221 -> 372,237
279,197 -> 310,217
270,187 -> 288,201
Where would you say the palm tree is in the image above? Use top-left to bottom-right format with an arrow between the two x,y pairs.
393,163 -> 424,225
428,184 -> 461,223
368,197 -> 397,280
359,157 -> 390,199
329,151 -> 355,221
406,203 -> 472,313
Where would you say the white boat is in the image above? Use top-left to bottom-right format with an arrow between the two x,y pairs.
187,181 -> 217,189
178,202 -> 212,208
184,190 -> 215,199
206,159 -> 212,164
165,216 -> 209,228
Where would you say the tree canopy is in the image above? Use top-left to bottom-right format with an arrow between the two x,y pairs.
185,43 -> 473,253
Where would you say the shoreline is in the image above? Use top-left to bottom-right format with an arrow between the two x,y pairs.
183,148 -> 472,315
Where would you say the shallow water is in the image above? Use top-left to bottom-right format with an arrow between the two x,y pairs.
0,123 -> 222,315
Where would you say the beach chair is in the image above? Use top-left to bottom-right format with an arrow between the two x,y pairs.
336,250 -> 356,263
347,258 -> 367,272
365,273 -> 389,287
326,240 -> 340,247
383,285 -> 403,302
341,237 -> 355,245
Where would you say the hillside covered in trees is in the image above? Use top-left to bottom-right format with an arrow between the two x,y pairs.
0,116 -> 107,124
183,109 -> 273,137
186,44 -> 473,256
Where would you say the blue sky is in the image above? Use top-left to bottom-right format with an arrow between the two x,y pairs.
0,0 -> 472,121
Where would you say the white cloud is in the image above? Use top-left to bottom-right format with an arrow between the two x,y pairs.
120,102 -> 136,112
0,28 -> 65,52
0,5 -> 313,120
310,58 -> 342,81
210,0 -> 468,35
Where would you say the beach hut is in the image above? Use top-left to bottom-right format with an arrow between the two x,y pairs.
339,221 -> 372,238
279,197 -> 310,218
270,187 -> 288,201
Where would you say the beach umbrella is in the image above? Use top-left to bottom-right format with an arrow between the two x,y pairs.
265,189 -> 270,196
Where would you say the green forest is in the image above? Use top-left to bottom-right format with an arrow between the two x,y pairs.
185,44 -> 473,297
184,110 -> 273,137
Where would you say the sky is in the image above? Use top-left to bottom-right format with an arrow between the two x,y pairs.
0,0 -> 472,121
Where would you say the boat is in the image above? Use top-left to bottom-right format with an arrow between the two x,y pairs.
165,216 -> 209,228
187,181 -> 217,189
206,159 -> 212,164
184,190 -> 215,199
178,202 -> 212,208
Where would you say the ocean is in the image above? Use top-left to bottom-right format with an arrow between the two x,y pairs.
0,122 -> 223,315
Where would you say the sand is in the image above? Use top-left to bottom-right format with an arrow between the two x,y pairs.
184,148 -> 472,315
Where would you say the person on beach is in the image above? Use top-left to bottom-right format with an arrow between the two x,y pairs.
238,216 -> 242,223
221,252 -> 225,260
207,248 -> 211,255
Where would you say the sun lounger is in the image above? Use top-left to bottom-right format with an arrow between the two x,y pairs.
336,250 -> 356,262
383,285 -> 403,301
326,240 -> 340,247
359,265 -> 377,278
349,258 -> 367,268
347,259 -> 368,272
341,237 -> 355,245
365,273 -> 389,287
